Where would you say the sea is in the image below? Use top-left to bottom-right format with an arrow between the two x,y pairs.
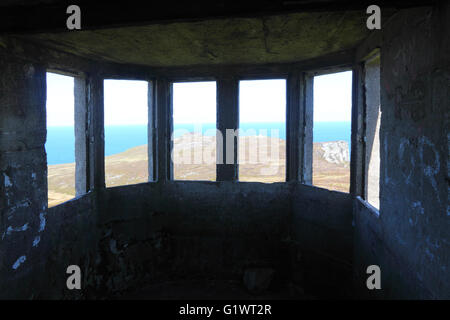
45,122 -> 351,165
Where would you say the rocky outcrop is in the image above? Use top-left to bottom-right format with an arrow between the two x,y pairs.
319,141 -> 350,165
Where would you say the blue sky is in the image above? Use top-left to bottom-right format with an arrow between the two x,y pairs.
104,79 -> 148,125
46,71 -> 352,127
173,81 -> 216,124
46,73 -> 75,127
313,71 -> 352,122
239,79 -> 286,123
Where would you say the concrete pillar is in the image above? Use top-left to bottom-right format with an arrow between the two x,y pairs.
0,56 -> 47,295
74,77 -> 89,195
216,77 -> 239,181
148,81 -> 157,181
155,78 -> 171,182
301,74 -> 313,185
87,75 -> 105,190
286,72 -> 301,181
364,55 -> 381,209
350,64 -> 365,196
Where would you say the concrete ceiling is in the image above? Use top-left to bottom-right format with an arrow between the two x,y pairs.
20,10 -> 371,67
1,1 -> 428,34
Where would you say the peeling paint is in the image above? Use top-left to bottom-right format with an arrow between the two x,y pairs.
39,212 -> 46,232
420,136 -> 440,176
426,237 -> 440,249
383,135 -> 392,185
110,239 -> 119,255
7,200 -> 31,215
32,236 -> 40,247
425,248 -> 434,261
4,173 -> 12,187
411,201 -> 424,215
12,256 -> 26,270
398,138 -> 414,185
6,223 -> 29,235
419,136 -> 441,203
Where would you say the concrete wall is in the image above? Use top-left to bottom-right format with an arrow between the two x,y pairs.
0,190 -> 100,299
354,3 -> 449,299
82,181 -> 351,297
0,54 -> 96,299
93,182 -> 353,297
96,182 -> 293,296
0,44 -> 103,299
291,184 -> 353,298
31,193 -> 98,299
0,177 -> 353,299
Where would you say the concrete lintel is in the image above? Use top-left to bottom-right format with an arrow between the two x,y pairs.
354,31 -> 381,64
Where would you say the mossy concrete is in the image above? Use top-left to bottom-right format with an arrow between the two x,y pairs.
22,11 -> 370,67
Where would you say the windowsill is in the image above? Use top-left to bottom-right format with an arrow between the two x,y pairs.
356,196 -> 380,218
307,182 -> 350,195
48,191 -> 92,209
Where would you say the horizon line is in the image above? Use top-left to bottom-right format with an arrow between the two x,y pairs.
47,120 -> 352,127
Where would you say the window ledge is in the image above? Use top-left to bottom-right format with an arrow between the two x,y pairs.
356,196 -> 380,218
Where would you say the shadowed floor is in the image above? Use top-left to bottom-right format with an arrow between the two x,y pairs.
115,280 -> 315,300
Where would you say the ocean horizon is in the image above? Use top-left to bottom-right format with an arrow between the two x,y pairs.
45,122 -> 351,165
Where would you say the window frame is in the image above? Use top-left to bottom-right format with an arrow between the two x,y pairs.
102,78 -> 154,188
362,52 -> 381,213
351,48 -> 381,215
45,69 -> 82,207
45,56 -> 366,195
237,77 -> 288,183
169,79 -> 219,182
308,68 -> 353,193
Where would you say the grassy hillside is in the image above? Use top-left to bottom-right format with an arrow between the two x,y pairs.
48,134 -> 350,207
